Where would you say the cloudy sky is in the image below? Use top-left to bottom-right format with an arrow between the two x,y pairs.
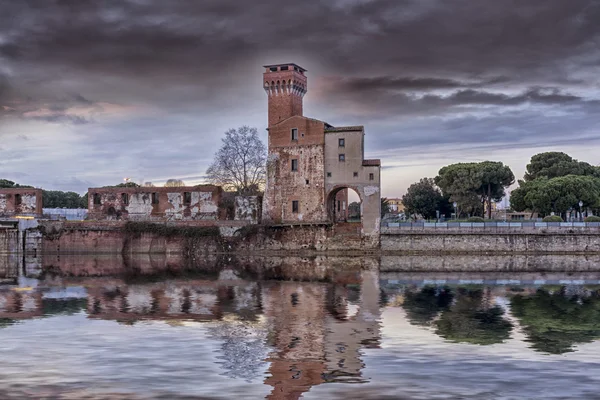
1,0 -> 599,197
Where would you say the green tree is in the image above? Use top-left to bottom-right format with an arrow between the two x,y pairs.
435,162 -> 514,219
524,152 -> 600,182
511,288 -> 600,354
511,175 -> 600,218
43,190 -> 86,208
381,197 -> 390,218
0,179 -> 33,188
435,288 -> 513,345
402,178 -> 448,219
105,182 -> 141,188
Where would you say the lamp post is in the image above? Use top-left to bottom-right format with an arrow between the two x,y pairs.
579,200 -> 584,222
453,202 -> 457,220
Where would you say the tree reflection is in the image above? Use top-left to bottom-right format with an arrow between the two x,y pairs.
510,287 -> 600,354
402,286 -> 454,326
435,288 -> 513,345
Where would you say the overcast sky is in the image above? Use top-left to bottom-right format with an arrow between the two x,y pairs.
1,0 -> 599,197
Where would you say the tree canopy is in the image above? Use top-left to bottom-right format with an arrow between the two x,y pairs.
435,162 -> 514,218
206,126 -> 266,195
524,152 -> 600,182
0,179 -> 33,188
164,179 -> 186,187
401,178 -> 449,219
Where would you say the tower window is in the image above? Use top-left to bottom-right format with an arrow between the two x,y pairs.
291,128 -> 298,141
327,172 -> 332,178
281,66 -> 289,71
292,200 -> 299,213
121,193 -> 129,205
305,179 -> 309,185
339,138 -> 345,147
339,154 -> 345,162
291,159 -> 298,171
337,200 -> 341,212
270,67 -> 277,72
369,173 -> 374,181
353,172 -> 358,177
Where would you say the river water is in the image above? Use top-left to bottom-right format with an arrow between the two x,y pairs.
1,255 -> 600,399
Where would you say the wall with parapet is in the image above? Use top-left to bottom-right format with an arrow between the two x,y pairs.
381,231 -> 600,253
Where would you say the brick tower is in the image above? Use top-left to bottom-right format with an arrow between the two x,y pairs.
263,63 -> 307,127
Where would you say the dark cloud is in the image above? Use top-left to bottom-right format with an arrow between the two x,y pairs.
0,0 -> 598,194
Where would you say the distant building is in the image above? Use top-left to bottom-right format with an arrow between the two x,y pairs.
0,188 -> 43,218
87,186 -> 223,221
261,63 -> 381,238
387,198 -> 404,214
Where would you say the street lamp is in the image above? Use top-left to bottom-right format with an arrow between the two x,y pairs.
579,200 -> 584,222
453,202 -> 457,220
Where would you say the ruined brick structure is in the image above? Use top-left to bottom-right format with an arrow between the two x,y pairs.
261,63 -> 381,238
0,188 -> 43,217
87,186 -> 222,221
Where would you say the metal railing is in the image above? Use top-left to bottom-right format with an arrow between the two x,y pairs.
381,221 -> 600,230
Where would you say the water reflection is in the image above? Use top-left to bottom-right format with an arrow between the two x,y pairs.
2,256 -> 600,398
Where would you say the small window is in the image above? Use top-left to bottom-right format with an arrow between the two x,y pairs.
339,154 -> 345,162
291,159 -> 298,171
121,193 -> 129,205
339,138 -> 345,147
151,193 -> 159,205
270,67 -> 277,72
292,200 -> 299,213
281,66 -> 289,71
327,172 -> 332,178
305,179 -> 309,185
93,193 -> 101,205
291,128 -> 298,141
14,194 -> 22,206
369,173 -> 374,181
337,200 -> 341,212
183,192 -> 192,205
353,172 -> 358,177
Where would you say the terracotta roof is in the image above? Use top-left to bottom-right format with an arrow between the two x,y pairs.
324,126 -> 364,133
362,159 -> 381,166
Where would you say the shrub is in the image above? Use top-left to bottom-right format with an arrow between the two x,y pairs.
584,216 -> 600,223
467,216 -> 485,223
542,215 -> 563,222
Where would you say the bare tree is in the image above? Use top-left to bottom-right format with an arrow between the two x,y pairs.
206,126 -> 266,194
164,179 -> 186,187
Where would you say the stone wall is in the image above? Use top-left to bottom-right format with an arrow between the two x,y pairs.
381,231 -> 600,253
0,188 -> 43,216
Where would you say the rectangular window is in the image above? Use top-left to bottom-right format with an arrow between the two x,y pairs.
183,192 -> 192,205
337,200 -> 341,212
14,194 -> 21,206
339,138 -> 345,147
327,172 -> 332,178
151,193 -> 159,205
339,154 -> 345,162
121,193 -> 129,205
369,173 -> 374,181
292,200 -> 299,213
343,201 -> 346,211
291,128 -> 298,141
305,179 -> 309,185
93,193 -> 101,205
353,172 -> 358,177
291,159 -> 298,171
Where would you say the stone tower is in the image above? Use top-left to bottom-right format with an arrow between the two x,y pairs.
263,64 -> 307,127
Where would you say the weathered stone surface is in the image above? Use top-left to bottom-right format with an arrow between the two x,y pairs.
234,196 -> 262,222
0,188 -> 43,216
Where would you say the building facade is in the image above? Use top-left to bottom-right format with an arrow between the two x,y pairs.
261,63 -> 381,238
87,186 -> 222,221
0,188 -> 43,217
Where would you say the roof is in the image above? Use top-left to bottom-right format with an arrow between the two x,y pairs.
362,159 -> 381,166
263,63 -> 307,72
324,126 -> 364,133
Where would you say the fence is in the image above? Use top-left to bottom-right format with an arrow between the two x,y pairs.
382,221 -> 600,231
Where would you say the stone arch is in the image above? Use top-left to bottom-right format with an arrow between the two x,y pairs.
327,185 -> 363,235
